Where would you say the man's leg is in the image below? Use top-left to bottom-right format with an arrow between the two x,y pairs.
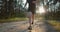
29,12 -> 34,25
28,12 -> 32,30
28,13 -> 35,30
29,15 -> 32,26
32,13 -> 34,24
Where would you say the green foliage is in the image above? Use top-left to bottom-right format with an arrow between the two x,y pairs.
15,11 -> 26,18
0,0 -> 26,19
46,11 -> 60,20
41,0 -> 60,20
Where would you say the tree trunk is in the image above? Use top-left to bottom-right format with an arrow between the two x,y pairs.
9,0 -> 14,17
1,0 -> 7,19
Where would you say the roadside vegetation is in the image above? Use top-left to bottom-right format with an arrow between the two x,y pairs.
48,20 -> 60,32
0,17 -> 28,23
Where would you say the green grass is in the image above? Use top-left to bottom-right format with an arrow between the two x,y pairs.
48,20 -> 60,31
0,17 -> 28,23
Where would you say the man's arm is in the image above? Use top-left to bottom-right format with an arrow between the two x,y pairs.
24,1 -> 27,8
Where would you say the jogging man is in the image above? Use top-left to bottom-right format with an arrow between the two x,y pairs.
27,0 -> 36,30
24,0 -> 36,30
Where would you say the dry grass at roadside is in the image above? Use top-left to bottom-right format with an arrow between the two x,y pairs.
0,18 -> 28,23
48,20 -> 60,31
